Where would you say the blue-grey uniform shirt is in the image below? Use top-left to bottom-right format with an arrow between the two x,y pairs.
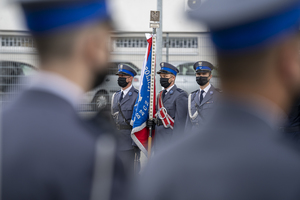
111,86 -> 138,151
154,85 -> 188,152
186,85 -> 221,133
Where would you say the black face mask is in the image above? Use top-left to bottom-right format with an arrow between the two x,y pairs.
90,69 -> 108,90
196,76 -> 209,86
160,77 -> 171,88
118,77 -> 129,88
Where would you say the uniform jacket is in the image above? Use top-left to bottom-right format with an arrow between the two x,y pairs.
132,100 -> 300,200
186,85 -> 221,133
2,88 -> 126,200
111,86 -> 138,151
154,85 -> 188,152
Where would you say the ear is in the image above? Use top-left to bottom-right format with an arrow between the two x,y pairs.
277,34 -> 300,94
128,76 -> 133,82
83,25 -> 110,71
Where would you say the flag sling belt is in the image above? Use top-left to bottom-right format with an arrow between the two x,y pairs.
156,91 -> 174,129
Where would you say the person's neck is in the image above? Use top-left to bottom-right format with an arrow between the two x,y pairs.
200,82 -> 210,90
122,83 -> 132,91
165,83 -> 174,90
40,59 -> 90,92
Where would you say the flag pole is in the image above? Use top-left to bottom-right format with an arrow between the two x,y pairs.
148,11 -> 160,158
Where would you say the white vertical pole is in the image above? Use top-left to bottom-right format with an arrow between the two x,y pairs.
156,0 -> 163,85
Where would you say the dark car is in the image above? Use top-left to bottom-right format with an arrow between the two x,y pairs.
0,61 -> 36,102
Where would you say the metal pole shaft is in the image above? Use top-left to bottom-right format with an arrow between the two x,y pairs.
148,28 -> 157,157
156,0 -> 163,85
166,32 -> 169,63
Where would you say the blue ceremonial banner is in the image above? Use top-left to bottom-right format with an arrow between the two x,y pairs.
131,34 -> 156,156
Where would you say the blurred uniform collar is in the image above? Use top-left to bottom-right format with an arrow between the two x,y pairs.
29,71 -> 84,109
225,94 -> 287,130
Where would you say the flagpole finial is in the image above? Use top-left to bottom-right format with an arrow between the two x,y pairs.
150,11 -> 160,29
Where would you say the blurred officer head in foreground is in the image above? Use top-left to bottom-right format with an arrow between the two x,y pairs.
3,1 -> 126,200
130,1 -> 300,200
21,0 -> 112,91
189,0 -> 300,113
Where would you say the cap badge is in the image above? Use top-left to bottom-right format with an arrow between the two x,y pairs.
199,61 -> 202,66
161,63 -> 164,67
120,64 -> 123,69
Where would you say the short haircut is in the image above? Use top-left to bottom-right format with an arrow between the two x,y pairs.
32,20 -> 112,64
216,47 -> 272,83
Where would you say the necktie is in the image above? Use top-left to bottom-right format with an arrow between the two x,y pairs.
200,90 -> 205,104
119,91 -> 124,102
162,90 -> 167,99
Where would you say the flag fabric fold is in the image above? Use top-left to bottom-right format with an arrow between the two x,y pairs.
131,33 -> 156,157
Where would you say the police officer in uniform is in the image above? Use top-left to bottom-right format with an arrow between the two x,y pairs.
186,61 -> 221,133
111,64 -> 140,176
148,62 -> 188,152
132,0 -> 300,199
2,1 -> 126,200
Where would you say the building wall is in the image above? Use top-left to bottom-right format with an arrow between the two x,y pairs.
0,0 -> 207,33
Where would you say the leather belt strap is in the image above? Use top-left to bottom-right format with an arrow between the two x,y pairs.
156,91 -> 174,129
116,124 -> 132,130
156,119 -> 163,126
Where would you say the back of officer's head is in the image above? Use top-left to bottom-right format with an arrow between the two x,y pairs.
19,0 -> 112,67
188,0 -> 300,104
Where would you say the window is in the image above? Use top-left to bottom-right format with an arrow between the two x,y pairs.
113,37 -> 198,48
1,36 -> 36,48
177,63 -> 195,75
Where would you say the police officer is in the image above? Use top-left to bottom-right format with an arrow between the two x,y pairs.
186,61 -> 221,132
111,64 -> 140,176
2,1 -> 126,200
132,0 -> 300,199
148,62 -> 188,152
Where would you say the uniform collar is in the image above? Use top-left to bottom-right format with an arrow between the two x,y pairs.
121,84 -> 133,97
29,71 -> 84,109
165,84 -> 175,93
200,83 -> 211,94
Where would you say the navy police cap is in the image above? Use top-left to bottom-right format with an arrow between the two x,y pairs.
157,62 -> 179,76
17,0 -> 111,34
116,64 -> 137,77
188,0 -> 300,52
193,61 -> 214,73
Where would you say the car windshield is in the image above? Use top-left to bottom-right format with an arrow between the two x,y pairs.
20,64 -> 36,76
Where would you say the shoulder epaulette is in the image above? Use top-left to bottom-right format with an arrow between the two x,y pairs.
134,88 -> 139,93
215,88 -> 222,93
191,89 -> 198,94
176,88 -> 185,93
